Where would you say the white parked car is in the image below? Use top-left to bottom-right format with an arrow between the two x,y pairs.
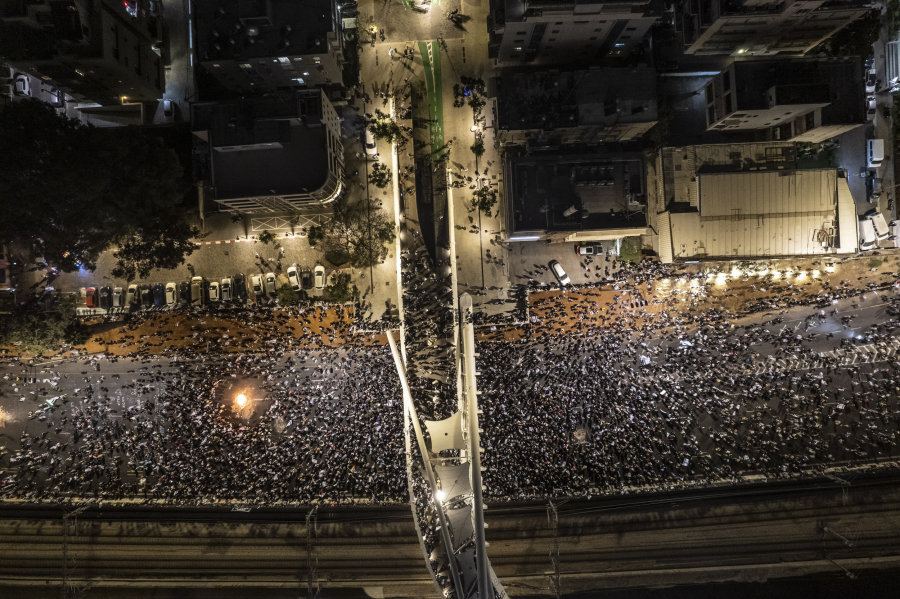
866,68 -> 877,94
265,272 -> 276,296
288,264 -> 301,290
220,277 -> 233,302
866,96 -> 877,121
208,281 -> 220,302
251,274 -> 263,295
314,265 -> 326,289
112,287 -> 124,308
549,260 -> 570,286
14,74 -> 29,97
126,284 -> 138,308
165,282 -> 177,307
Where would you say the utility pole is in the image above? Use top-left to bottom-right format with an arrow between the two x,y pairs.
61,504 -> 88,599
547,501 -> 561,599
305,506 -> 319,599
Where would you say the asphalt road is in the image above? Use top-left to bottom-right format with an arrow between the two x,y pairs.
1,472 -> 899,595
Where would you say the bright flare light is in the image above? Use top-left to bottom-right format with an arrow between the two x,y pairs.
236,394 -> 247,407
825,265 -> 835,273
771,270 -> 781,279
731,268 -> 741,277
435,490 -> 446,502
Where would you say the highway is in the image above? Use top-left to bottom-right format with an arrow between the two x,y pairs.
2,472 -> 899,596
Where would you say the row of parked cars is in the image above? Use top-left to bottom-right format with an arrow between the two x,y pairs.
81,265 -> 327,311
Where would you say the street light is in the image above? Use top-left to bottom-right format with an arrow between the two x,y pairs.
236,393 -> 247,408
470,125 -> 478,132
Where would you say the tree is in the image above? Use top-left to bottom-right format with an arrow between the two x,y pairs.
258,230 -> 276,245
324,272 -> 358,303
470,138 -> 485,158
472,186 -> 498,217
0,99 -> 196,276
111,216 -> 200,280
368,109 -> 404,144
277,283 -> 300,306
453,76 -> 487,117
368,162 -> 392,189
813,9 -> 881,57
0,295 -> 84,356
307,197 -> 396,268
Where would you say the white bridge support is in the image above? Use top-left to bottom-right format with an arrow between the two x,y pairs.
387,296 -> 507,599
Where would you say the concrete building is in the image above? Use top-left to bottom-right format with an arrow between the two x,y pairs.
656,142 -> 857,262
0,0 -> 164,105
678,0 -> 871,57
494,66 -> 658,148
703,58 -> 864,142
488,0 -> 660,67
195,0 -> 345,95
192,89 -> 344,213
505,150 -> 651,242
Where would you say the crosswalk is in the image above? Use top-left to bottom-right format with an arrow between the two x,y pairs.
745,338 -> 900,375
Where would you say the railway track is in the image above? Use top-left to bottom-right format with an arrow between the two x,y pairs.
2,473 -> 900,594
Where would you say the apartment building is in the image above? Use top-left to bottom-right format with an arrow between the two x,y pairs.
678,0 -> 870,57
488,0 -> 660,66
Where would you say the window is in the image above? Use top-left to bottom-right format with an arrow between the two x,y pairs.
212,63 -> 220,67
574,20 -> 588,24
278,57 -> 290,63
555,21 -> 562,24
594,28 -> 603,32
619,36 -> 630,40
552,30 -> 559,33
626,27 -> 636,31
589,36 -> 597,40
614,43 -> 625,47
598,20 -> 606,23
549,38 -> 556,42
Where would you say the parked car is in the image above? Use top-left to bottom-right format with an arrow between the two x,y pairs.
140,284 -> 152,308
220,277 -> 233,302
233,274 -> 247,301
301,268 -> 312,290
265,272 -> 277,296
868,177 -> 883,203
126,284 -> 138,308
364,128 -> 378,159
575,244 -> 602,256
98,286 -> 111,309
190,276 -> 205,305
208,281 -> 220,302
314,265 -> 326,289
867,96 -> 877,121
549,260 -> 570,286
112,287 -> 124,308
85,287 -> 98,308
152,283 -> 165,307
179,281 -> 191,304
13,74 -> 29,96
162,98 -> 173,118
288,264 -> 302,291
866,68 -> 877,94
165,282 -> 177,307
251,274 -> 263,296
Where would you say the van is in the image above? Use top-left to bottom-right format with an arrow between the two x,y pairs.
867,139 -> 884,169
858,218 -> 877,251
869,211 -> 889,239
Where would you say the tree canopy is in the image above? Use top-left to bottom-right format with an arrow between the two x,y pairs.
472,186 -> 498,217
368,109 -> 405,144
0,99 -> 198,277
453,76 -> 487,116
308,197 -> 396,268
368,162 -> 392,189
324,272 -> 358,303
0,295 -> 87,356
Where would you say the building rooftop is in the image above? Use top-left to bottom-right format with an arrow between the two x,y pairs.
507,151 -> 647,233
497,67 -> 657,132
662,169 -> 856,259
732,58 -> 865,124
196,0 -> 335,62
193,91 -> 330,200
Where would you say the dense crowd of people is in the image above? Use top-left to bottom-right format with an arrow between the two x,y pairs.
2,256 -> 900,509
